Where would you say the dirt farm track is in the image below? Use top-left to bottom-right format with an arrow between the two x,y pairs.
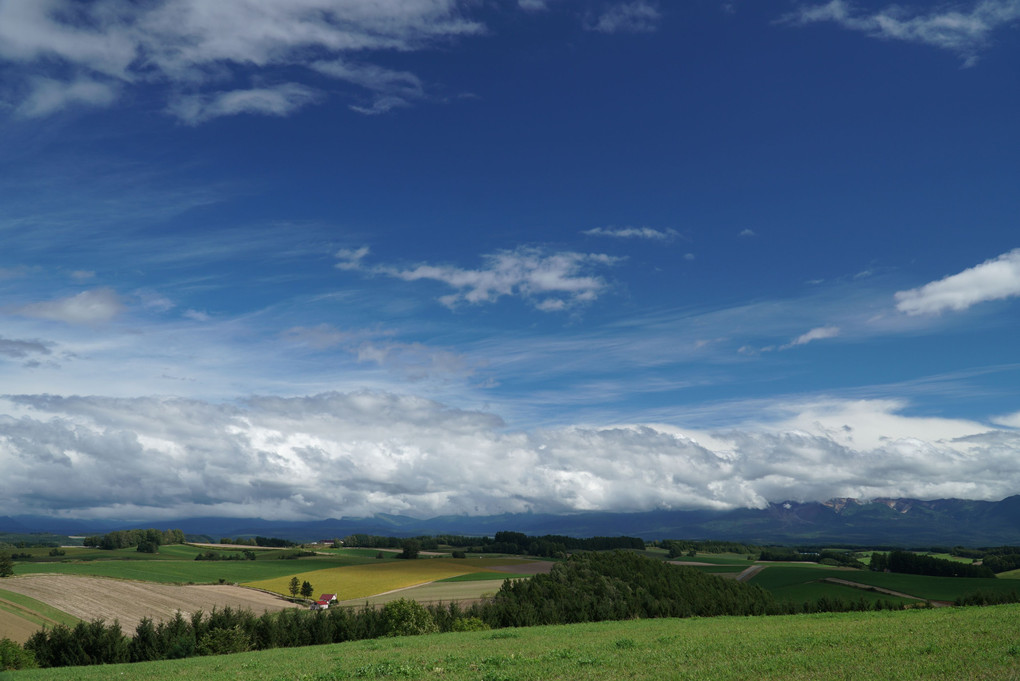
0,574 -> 297,641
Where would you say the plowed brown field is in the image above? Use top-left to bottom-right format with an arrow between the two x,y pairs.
0,575 -> 298,635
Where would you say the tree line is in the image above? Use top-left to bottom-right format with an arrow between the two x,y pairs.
82,529 -> 186,552
870,550 -> 995,578
343,532 -> 645,558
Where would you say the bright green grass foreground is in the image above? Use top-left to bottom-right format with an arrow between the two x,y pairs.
10,605 -> 1020,681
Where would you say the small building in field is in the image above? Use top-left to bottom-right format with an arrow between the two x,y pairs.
319,593 -> 337,604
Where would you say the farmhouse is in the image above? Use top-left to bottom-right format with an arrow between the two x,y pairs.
312,593 -> 337,610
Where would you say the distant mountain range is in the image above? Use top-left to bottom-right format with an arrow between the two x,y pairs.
4,496 -> 1020,547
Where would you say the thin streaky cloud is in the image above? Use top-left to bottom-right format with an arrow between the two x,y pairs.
16,288 -> 123,325
781,0 -> 1020,66
0,0 -> 485,121
584,1 -> 662,34
780,325 -> 841,350
583,226 -> 679,241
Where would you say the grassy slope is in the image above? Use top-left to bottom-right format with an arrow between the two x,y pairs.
11,605 -> 1020,680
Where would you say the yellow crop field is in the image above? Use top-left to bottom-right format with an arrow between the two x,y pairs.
244,558 -> 516,600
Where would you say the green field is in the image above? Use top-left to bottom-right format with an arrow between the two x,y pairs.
749,564 -> 1020,602
11,546 -> 395,584
10,604 -> 1020,680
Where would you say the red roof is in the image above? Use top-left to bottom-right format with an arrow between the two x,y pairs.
320,594 -> 337,601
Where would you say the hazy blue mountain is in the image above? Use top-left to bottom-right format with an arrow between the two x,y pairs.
4,496 -> 1020,546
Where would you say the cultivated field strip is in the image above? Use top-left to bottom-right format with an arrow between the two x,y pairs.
0,575 -> 298,634
243,558 -> 544,600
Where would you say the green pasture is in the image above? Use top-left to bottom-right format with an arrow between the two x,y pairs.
11,548 -> 386,584
12,604 -> 1020,680
749,564 -> 1020,602
687,565 -> 748,574
679,553 -> 755,565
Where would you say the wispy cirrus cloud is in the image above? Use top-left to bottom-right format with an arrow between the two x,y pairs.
167,84 -> 321,125
15,288 -> 123,325
781,0 -> 1020,66
15,77 -> 118,118
336,246 -> 620,312
583,226 -> 679,241
584,1 -> 662,34
895,248 -> 1020,315
781,325 -> 841,350
0,0 -> 484,121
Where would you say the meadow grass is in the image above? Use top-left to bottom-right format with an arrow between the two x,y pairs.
10,604 -> 1020,680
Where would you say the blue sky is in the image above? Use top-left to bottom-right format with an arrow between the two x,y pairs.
0,0 -> 1019,521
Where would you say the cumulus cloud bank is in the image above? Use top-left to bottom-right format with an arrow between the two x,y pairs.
1,392 -> 1016,521
895,249 -> 1020,315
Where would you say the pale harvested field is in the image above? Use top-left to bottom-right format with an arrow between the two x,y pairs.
486,560 -> 554,575
0,575 -> 298,634
0,607 -> 46,644
335,579 -> 516,608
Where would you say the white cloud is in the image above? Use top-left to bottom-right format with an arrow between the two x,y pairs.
339,246 -> 619,311
16,288 -> 123,325
167,84 -> 321,125
895,248 -> 1020,315
781,325 -> 840,349
0,0 -> 485,121
584,1 -> 662,34
16,77 -> 118,117
782,0 -> 1020,66
583,226 -> 678,240
739,229 -> 755,237
992,411 -> 1020,428
1,393 -> 1017,520
335,246 -> 371,271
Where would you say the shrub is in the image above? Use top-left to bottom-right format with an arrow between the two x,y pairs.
451,617 -> 489,632
382,599 -> 438,637
0,637 -> 37,670
197,626 -> 251,656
